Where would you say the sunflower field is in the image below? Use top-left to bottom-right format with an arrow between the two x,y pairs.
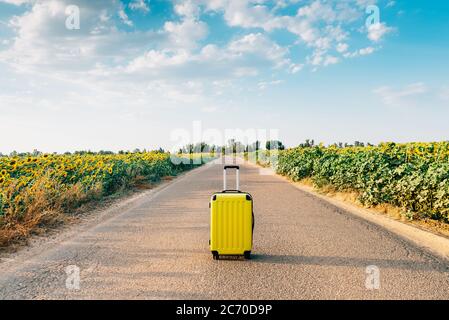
0,152 -> 209,247
267,142 -> 449,223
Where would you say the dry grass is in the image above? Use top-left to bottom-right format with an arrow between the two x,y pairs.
0,209 -> 66,249
130,175 -> 155,190
0,172 -> 174,250
0,175 -> 103,249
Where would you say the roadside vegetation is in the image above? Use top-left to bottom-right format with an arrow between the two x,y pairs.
249,141 -> 449,225
0,151 -> 212,248
3,139 -> 449,248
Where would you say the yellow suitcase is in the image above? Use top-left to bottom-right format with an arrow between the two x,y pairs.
210,165 -> 254,260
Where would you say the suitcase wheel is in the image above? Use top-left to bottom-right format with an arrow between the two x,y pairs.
244,251 -> 251,260
212,251 -> 219,260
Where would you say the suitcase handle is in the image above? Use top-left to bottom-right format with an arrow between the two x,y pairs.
224,165 -> 239,170
223,166 -> 239,191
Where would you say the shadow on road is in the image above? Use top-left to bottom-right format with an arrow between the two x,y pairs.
250,254 -> 448,272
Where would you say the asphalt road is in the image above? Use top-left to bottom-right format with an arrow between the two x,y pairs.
1,161 -> 449,299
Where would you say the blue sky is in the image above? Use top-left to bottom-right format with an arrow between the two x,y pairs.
0,0 -> 448,153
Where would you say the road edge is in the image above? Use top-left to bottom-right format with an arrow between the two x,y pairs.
247,161 -> 449,263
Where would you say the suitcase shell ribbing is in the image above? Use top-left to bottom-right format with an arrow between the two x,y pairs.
210,165 -> 253,259
210,192 -> 253,256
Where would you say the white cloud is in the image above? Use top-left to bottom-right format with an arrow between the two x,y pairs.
336,42 -> 349,53
258,79 -> 283,90
367,23 -> 393,42
323,55 -> 339,66
0,0 -> 395,134
232,67 -> 258,77
228,33 -> 289,67
119,7 -> 133,26
359,46 -> 375,55
373,83 -> 428,106
273,0 -> 301,10
289,63 -> 303,74
0,0 -> 209,73
200,0 -> 380,68
297,0 -> 336,22
0,0 -> 393,77
308,50 -> 338,67
126,49 -> 190,72
121,32 -> 297,79
0,0 -> 34,5
174,0 -> 200,19
129,0 -> 150,13
343,46 -> 376,58
208,0 -> 280,31
163,18 -> 208,49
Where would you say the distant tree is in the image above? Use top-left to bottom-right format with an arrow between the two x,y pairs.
32,149 -> 42,156
246,141 -> 260,152
266,140 -> 285,150
299,139 -> 315,148
98,150 -> 114,155
227,139 -> 236,154
224,139 -> 244,154
194,142 -> 209,153
235,141 -> 245,154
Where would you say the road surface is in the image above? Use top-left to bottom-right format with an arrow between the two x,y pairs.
1,160 -> 449,299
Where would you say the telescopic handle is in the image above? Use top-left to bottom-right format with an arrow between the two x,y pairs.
223,166 -> 239,191
224,165 -> 240,170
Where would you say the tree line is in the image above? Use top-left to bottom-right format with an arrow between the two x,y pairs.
1,140 -> 377,157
